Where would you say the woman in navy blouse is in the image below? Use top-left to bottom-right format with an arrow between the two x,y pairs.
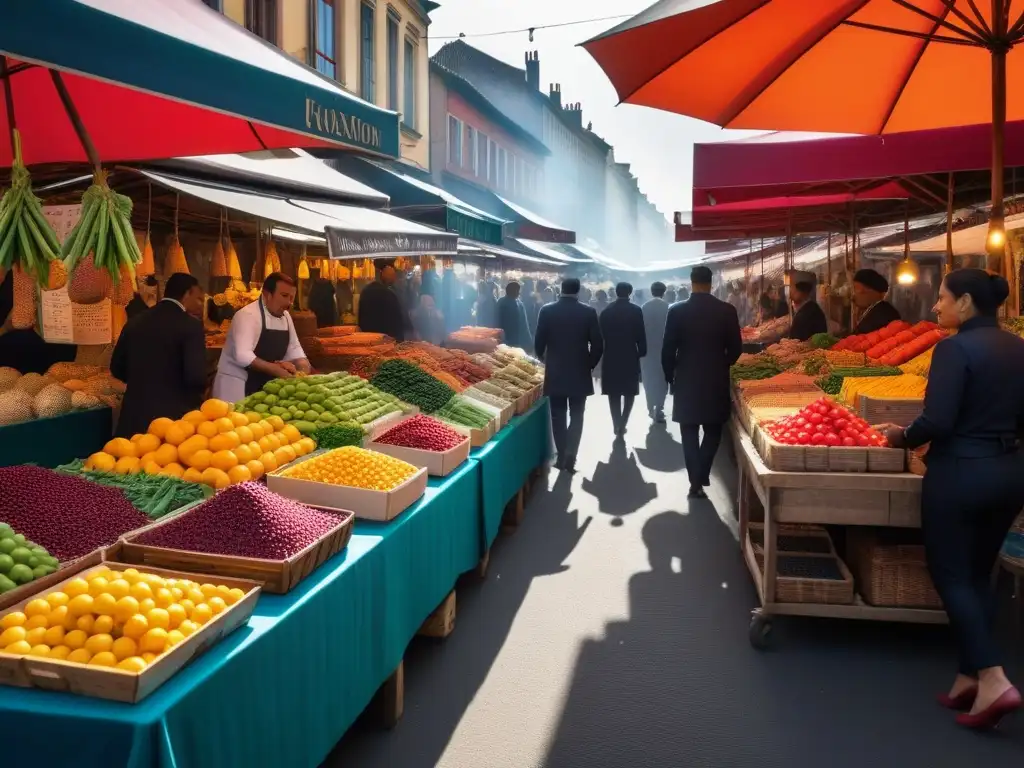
882,269 -> 1024,730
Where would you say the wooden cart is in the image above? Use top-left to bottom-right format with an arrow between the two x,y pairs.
729,417 -> 947,649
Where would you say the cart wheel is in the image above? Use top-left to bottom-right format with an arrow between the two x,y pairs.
749,615 -> 773,650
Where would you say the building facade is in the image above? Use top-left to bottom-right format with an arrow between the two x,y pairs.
604,153 -> 641,261
637,192 -> 674,265
215,0 -> 433,168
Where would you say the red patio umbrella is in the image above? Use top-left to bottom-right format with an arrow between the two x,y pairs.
582,0 -> 1024,278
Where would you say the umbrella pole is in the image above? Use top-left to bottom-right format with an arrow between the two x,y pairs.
48,69 -> 101,171
0,57 -> 18,163
946,172 -> 954,273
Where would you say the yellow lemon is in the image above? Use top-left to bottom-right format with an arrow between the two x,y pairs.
177,434 -> 209,462
227,464 -> 252,485
166,603 -> 187,629
84,633 -> 113,656
190,603 -> 213,625
3,640 -> 32,655
66,648 -> 92,664
42,625 -> 65,646
147,608 -> 171,631
111,636 -> 137,661
177,619 -> 199,638
266,415 -> 285,431
117,656 -> 148,672
245,459 -> 265,481
64,629 -> 87,650
92,615 -> 114,636
265,434 -> 283,452
48,645 -> 71,660
75,614 -> 95,633
147,417 -> 174,439
0,612 -> 26,630
129,581 -> 153,602
160,463 -> 185,479
209,432 -> 240,452
213,417 -> 235,434
245,411 -> 263,425
187,587 -> 205,604
280,424 -> 301,444
28,644 -> 51,657
123,614 -> 149,640
182,409 -> 206,425
196,420 -> 219,439
274,445 -> 296,467
111,597 -> 139,625
89,651 -> 117,667
24,599 -> 51,619
153,443 -> 178,467
135,433 -> 162,455
86,451 -> 117,472
166,629 -> 186,647
153,588 -> 174,609
207,596 -> 227,616
114,455 -> 142,475
200,398 -> 231,420
121,568 -> 141,585
163,420 -> 195,446
248,421 -> 266,439
235,425 -> 254,444
107,579 -> 130,600
25,627 -> 47,646
0,626 -> 27,647
229,411 -> 248,427
201,467 -> 231,490
199,583 -> 218,600
258,452 -> 278,473
225,588 -> 246,606
210,450 -> 238,472
93,593 -> 117,617
143,460 -> 163,475
45,592 -> 69,609
170,586 -> 184,601
25,615 -> 49,630
178,599 -> 196,617
67,594 -> 94,617
103,437 -> 136,459
49,606 -> 69,629
232,444 -> 254,465
138,598 -> 156,615
139,628 -> 168,654
87,576 -> 110,597
183,467 -> 205,484
64,578 -> 90,598
185,449 -> 213,472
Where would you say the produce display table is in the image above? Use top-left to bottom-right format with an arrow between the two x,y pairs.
0,459 -> 483,768
471,397 -> 551,551
729,416 -> 947,648
0,406 -> 112,468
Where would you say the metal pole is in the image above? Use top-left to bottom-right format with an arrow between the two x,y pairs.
946,171 -> 955,272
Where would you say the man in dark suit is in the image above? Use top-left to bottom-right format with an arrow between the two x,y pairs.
358,259 -> 406,341
110,273 -> 207,437
535,277 -> 604,473
599,282 -> 647,436
662,266 -> 743,498
496,281 -> 533,350
787,280 -> 828,341
851,268 -> 902,334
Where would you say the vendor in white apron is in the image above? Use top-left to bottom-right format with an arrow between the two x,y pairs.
212,272 -> 311,404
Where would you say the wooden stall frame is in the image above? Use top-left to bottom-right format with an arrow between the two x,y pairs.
730,417 -> 947,650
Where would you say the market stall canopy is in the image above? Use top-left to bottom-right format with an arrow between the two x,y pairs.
136,169 -> 457,259
562,242 -> 633,270
458,239 -> 564,266
164,150 -> 390,207
321,155 -> 507,245
442,174 -> 577,243
0,0 -> 400,166
514,239 -> 592,264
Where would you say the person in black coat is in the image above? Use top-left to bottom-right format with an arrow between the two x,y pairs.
599,282 -> 647,436
125,275 -> 159,320
852,268 -> 901,334
110,273 -> 207,438
495,281 -> 533,350
662,266 -> 743,498
535,277 -> 604,473
357,259 -> 405,341
880,270 -> 1024,729
306,270 -> 339,328
787,280 -> 828,341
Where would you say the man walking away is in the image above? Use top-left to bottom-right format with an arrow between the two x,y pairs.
641,281 -> 671,423
535,277 -> 604,473
662,266 -> 742,498
599,282 -> 646,437
496,281 -> 533,350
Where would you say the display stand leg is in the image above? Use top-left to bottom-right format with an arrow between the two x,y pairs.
737,461 -> 750,546
474,548 -> 491,579
372,661 -> 405,729
502,487 -> 525,530
418,590 -> 457,638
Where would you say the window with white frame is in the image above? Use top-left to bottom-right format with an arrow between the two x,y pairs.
466,126 -> 477,173
403,37 -> 417,128
488,140 -> 497,184
496,146 -> 506,189
246,0 -> 277,43
477,132 -> 488,179
313,0 -> 336,79
359,1 -> 375,101
386,10 -> 399,110
448,115 -> 463,166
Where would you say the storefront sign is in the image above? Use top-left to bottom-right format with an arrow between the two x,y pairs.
42,204 -> 83,244
306,98 -> 384,152
326,226 -> 458,260
40,286 -> 112,345
514,222 -> 576,244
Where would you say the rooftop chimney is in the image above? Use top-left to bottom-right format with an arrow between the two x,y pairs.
525,51 -> 540,91
565,101 -> 583,129
549,83 -> 561,109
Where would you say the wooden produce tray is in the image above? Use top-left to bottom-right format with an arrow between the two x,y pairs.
857,396 -> 924,429
363,409 -> 418,442
749,536 -> 855,605
116,508 -> 355,595
460,396 -> 508,430
747,523 -> 835,557
439,419 -> 492,448
369,438 -> 471,477
267,451 -> 428,521
846,528 -> 943,610
0,562 -> 260,703
754,425 -> 906,474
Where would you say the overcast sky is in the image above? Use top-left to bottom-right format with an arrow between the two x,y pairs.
426,0 -> 754,222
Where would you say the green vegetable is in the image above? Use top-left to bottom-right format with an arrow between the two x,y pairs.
830,366 -> 902,378
730,361 -> 782,381
55,460 -> 213,520
371,359 -> 454,413
433,397 -> 492,428
312,422 -> 365,449
809,332 -> 839,349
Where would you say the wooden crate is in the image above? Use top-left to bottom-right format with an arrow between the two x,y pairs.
0,562 -> 260,703
847,529 -> 943,609
748,523 -> 835,556
858,396 -> 924,428
368,438 -> 471,477
751,541 -> 855,605
117,508 -> 354,594
755,426 -> 907,474
418,591 -> 456,638
267,451 -> 428,521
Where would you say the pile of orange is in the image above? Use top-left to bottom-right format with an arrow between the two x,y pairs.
84,398 -> 316,489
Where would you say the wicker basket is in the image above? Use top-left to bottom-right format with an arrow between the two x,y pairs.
847,528 -> 943,609
752,545 -> 855,605
748,523 -> 835,556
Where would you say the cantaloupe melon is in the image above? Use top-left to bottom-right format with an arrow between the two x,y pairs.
45,362 -> 103,383
71,390 -> 102,409
34,384 -> 73,418
0,367 -> 21,391
0,390 -> 34,425
15,373 -> 54,397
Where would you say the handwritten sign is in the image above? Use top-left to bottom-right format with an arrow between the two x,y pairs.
72,300 -> 112,346
40,287 -> 75,344
41,204 -> 83,245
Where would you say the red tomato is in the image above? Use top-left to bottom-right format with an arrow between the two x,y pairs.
856,435 -> 870,447
810,433 -> 826,445
834,418 -> 848,430
824,433 -> 841,447
808,412 -> 823,425
842,436 -> 856,447
797,432 -> 811,444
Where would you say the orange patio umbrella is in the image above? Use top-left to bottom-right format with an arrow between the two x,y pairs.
582,0 -> 1024,276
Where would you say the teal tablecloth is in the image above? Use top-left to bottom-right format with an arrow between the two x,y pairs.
0,406 -> 112,468
0,459 -> 482,768
471,398 -> 551,549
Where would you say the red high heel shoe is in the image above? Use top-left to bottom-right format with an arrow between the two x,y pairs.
956,687 -> 1022,730
937,686 -> 977,711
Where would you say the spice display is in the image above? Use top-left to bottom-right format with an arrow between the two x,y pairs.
371,359 -> 455,413
56,459 -> 213,520
730,360 -> 783,381
830,320 -> 945,366
0,566 -> 247,669
433,398 -> 493,429
762,398 -> 889,447
839,374 -> 928,405
899,346 -> 935,377
134,483 -> 342,560
465,387 -> 512,409
0,523 -> 59,592
280,446 -> 418,491
0,465 -> 150,562
375,415 -> 465,452
311,423 -> 365,450
815,366 -> 903,396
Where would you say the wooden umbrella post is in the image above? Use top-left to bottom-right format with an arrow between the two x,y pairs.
946,171 -> 955,273
49,69 -> 102,172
